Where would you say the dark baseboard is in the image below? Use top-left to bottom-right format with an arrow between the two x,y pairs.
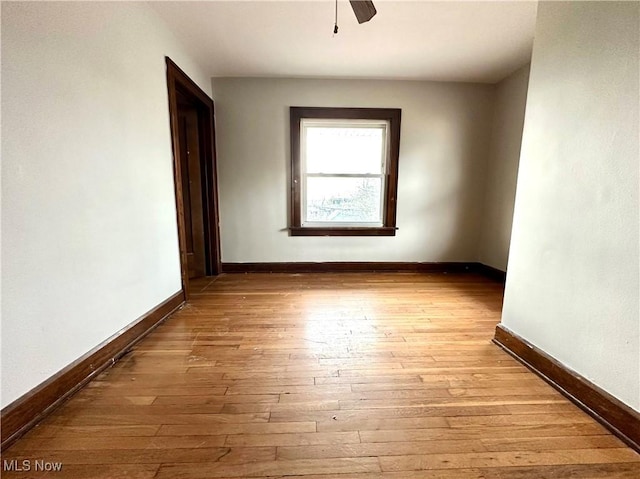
221,262 -> 507,282
475,263 -> 506,283
1,290 -> 185,451
222,261 -> 484,274
493,324 -> 640,453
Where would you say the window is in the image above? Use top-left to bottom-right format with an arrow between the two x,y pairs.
290,107 -> 401,236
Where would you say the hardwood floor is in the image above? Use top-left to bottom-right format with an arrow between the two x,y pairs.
3,273 -> 639,478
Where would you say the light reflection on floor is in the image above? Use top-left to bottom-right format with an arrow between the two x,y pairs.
299,292 -> 405,354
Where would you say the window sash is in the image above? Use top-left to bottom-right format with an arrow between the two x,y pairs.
300,120 -> 389,227
302,175 -> 385,227
301,119 -> 389,175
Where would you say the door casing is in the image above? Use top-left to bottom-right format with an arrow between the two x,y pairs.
166,57 -> 221,298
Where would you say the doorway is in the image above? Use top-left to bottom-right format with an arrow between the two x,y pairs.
166,58 -> 221,298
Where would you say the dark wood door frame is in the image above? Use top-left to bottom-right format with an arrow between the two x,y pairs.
166,57 -> 221,298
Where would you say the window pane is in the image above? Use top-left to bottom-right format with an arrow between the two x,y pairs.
305,177 -> 382,223
305,126 -> 385,174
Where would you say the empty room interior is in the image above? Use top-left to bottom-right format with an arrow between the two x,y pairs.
1,0 -> 639,478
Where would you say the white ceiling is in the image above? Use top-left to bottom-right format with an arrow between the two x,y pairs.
151,0 -> 538,83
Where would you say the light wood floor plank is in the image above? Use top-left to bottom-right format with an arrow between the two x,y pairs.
155,457 -> 381,478
379,448 -> 639,471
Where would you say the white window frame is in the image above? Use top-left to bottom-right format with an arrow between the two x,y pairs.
300,118 -> 390,228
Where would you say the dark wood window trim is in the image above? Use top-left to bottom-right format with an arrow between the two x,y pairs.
290,107 -> 401,237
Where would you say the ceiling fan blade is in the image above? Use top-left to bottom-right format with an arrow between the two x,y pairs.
349,0 -> 377,24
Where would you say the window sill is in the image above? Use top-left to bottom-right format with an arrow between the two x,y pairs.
289,227 -> 397,237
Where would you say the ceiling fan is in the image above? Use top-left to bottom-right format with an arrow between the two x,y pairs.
349,0 -> 377,24
334,0 -> 377,34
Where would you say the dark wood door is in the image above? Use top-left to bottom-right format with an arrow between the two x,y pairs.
177,103 -> 206,279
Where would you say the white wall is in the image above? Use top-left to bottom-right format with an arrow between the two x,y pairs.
479,65 -> 530,271
1,2 -> 211,408
502,1 -> 639,410
211,78 -> 494,263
